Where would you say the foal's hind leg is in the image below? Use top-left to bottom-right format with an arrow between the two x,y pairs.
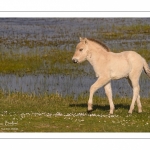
104,82 -> 115,114
128,84 -> 140,114
88,76 -> 110,112
127,77 -> 142,113
136,95 -> 142,113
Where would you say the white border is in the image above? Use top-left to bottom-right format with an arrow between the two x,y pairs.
0,0 -> 150,12
1,137 -> 149,150
0,133 -> 150,150
0,133 -> 150,139
0,11 -> 150,18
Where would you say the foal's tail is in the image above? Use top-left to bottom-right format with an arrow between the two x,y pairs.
143,58 -> 150,78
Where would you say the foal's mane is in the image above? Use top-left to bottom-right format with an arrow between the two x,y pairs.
87,38 -> 110,52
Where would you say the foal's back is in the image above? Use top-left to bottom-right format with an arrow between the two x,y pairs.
110,50 -> 144,65
108,51 -> 144,80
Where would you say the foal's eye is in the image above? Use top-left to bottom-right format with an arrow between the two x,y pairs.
79,49 -> 83,52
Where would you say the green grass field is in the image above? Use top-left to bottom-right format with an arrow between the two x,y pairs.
0,91 -> 150,132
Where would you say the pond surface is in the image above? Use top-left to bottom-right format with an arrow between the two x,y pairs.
0,73 -> 149,98
1,18 -> 150,52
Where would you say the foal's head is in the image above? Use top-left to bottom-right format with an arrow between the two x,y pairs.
72,37 -> 89,63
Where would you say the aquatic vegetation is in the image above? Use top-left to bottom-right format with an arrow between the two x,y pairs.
1,18 -> 150,51
0,48 -> 150,75
98,24 -> 150,40
0,49 -> 90,75
117,24 -> 150,34
136,49 -> 150,60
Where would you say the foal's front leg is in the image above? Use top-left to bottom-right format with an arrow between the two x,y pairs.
104,82 -> 115,114
88,77 -> 110,112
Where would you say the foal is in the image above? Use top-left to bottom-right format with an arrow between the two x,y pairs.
72,37 -> 150,114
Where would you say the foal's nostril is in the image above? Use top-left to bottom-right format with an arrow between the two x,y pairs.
72,58 -> 78,63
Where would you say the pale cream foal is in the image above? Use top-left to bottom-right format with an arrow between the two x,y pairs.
72,37 -> 150,114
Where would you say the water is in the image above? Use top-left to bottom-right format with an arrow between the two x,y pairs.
1,18 -> 150,52
0,73 -> 149,98
0,18 -> 150,98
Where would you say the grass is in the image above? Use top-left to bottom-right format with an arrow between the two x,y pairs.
0,49 -> 90,75
0,91 -> 150,132
117,24 -> 150,34
99,24 -> 150,40
0,49 -> 150,75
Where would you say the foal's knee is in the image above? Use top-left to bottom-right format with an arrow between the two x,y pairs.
90,84 -> 98,94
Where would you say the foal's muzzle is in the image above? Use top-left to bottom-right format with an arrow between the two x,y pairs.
72,58 -> 78,63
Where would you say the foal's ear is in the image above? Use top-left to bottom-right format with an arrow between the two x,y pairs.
79,37 -> 88,44
79,37 -> 83,41
84,38 -> 88,44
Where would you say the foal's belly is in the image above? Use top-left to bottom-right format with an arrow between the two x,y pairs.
110,71 -> 129,80
110,61 -> 130,80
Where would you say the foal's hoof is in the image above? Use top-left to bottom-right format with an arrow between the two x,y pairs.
138,109 -> 142,113
109,110 -> 114,115
87,109 -> 93,114
128,110 -> 132,114
109,112 -> 114,115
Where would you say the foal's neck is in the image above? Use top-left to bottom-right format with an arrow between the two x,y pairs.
87,45 -> 108,65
